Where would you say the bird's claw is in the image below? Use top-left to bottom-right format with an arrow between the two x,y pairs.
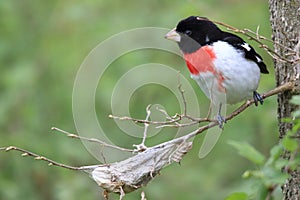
217,113 -> 226,129
253,91 -> 263,106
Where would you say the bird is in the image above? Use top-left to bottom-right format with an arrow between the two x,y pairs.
165,16 -> 269,127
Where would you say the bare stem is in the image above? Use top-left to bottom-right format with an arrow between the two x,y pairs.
0,146 -> 81,170
148,81 -> 295,148
211,20 -> 299,64
111,82 -> 294,129
178,76 -> 188,116
141,105 -> 152,147
51,127 -> 134,152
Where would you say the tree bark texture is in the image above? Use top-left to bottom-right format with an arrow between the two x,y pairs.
269,0 -> 300,199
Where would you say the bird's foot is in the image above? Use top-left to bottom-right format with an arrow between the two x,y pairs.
217,113 -> 226,129
217,103 -> 226,129
253,91 -> 263,106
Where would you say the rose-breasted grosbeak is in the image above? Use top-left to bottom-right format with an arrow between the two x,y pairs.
165,16 -> 268,127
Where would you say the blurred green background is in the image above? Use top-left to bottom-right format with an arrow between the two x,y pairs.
0,0 -> 278,199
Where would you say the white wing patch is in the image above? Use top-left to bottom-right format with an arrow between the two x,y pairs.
205,35 -> 210,43
241,43 -> 251,51
255,56 -> 262,63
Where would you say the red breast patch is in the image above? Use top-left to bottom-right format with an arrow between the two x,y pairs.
183,46 -> 216,75
183,46 -> 226,92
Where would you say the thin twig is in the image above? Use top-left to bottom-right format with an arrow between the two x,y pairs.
141,105 -> 152,147
132,104 -> 153,151
110,109 -> 212,128
178,76 -> 188,116
245,28 -> 297,53
156,107 -> 183,127
141,191 -> 147,200
119,186 -> 125,200
111,81 -> 294,130
156,120 -> 200,128
51,127 -> 134,152
109,114 -> 181,125
226,81 -> 294,121
0,146 -> 82,170
151,81 -> 295,148
211,20 -> 298,64
99,145 -> 107,164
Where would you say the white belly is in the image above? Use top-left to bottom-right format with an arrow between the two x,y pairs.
191,41 -> 261,105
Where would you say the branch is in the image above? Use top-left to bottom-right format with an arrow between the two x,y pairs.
226,81 -> 294,121
51,127 -> 134,153
110,82 -> 295,158
133,104 -> 152,151
110,82 -> 295,130
0,82 -> 294,200
0,146 -> 81,170
211,20 -> 299,64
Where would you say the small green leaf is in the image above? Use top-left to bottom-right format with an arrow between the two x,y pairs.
242,170 -> 251,178
289,95 -> 300,105
228,140 -> 266,165
225,192 -> 248,200
281,136 -> 298,152
270,145 -> 283,160
281,118 -> 294,123
266,144 -> 283,165
292,120 -> 300,132
288,158 -> 300,171
262,166 -> 289,185
267,173 -> 289,185
242,170 -> 263,179
274,158 -> 289,170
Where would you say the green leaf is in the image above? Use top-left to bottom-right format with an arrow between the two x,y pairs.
287,157 -> 300,171
270,145 -> 283,160
281,118 -> 294,123
289,95 -> 300,105
225,192 -> 248,200
262,166 -> 289,185
266,144 -> 283,165
266,173 -> 289,185
292,120 -> 300,132
257,185 -> 269,200
242,170 -> 263,179
281,136 -> 298,152
274,158 -> 289,170
228,140 -> 266,165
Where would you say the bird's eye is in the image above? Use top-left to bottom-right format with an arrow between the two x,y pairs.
184,30 -> 192,36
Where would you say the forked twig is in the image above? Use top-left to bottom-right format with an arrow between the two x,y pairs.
133,104 -> 152,151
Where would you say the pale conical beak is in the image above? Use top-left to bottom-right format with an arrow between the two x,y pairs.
164,28 -> 181,42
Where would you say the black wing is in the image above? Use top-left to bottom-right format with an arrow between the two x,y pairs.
221,32 -> 269,74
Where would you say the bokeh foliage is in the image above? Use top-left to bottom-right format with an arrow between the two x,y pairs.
0,0 -> 278,199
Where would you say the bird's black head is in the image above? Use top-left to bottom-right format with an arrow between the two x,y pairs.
169,16 -> 223,53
